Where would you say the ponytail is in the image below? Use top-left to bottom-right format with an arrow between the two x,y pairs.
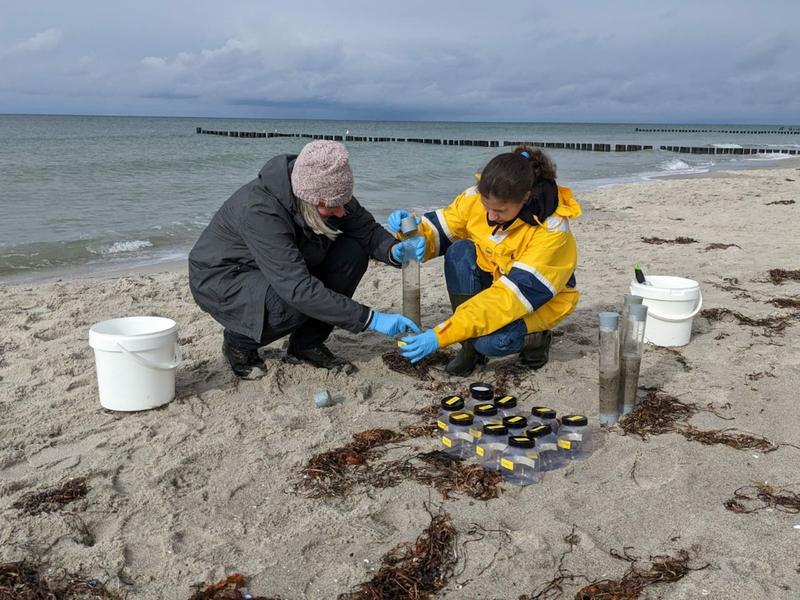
477,146 -> 557,202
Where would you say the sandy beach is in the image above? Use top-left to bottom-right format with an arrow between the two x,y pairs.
2,165 -> 800,599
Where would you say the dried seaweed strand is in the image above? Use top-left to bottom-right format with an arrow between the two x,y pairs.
337,509 -> 458,600
12,477 -> 89,516
724,483 -> 800,514
0,559 -> 120,599
576,548 -> 709,599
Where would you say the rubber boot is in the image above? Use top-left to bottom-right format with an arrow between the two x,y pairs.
519,330 -> 552,370
445,293 -> 487,377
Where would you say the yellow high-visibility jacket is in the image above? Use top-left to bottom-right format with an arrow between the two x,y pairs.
419,183 -> 581,347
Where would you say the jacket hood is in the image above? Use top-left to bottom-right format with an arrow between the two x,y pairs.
258,154 -> 304,225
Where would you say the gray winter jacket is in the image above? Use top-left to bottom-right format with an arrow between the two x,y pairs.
188,154 -> 397,340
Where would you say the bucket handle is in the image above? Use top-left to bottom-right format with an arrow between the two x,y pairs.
646,291 -> 704,323
117,342 -> 183,371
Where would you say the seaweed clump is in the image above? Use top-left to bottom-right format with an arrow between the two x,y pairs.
12,477 -> 89,516
575,548 -> 709,599
700,308 -> 798,333
338,510 -> 457,600
724,483 -> 800,514
382,351 -> 451,380
188,573 -> 281,599
641,236 -> 698,245
768,269 -> 800,285
0,559 -> 120,599
619,389 -> 777,452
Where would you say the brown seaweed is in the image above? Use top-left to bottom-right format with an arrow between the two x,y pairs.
704,243 -> 741,251
724,483 -> 800,514
575,548 -> 709,600
0,559 -> 121,599
188,572 -> 282,599
337,510 -> 457,600
12,477 -> 89,516
700,308 -> 799,333
381,351 -> 451,380
640,236 -> 698,245
768,269 -> 800,285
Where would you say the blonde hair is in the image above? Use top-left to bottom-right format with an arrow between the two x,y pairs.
297,199 -> 340,240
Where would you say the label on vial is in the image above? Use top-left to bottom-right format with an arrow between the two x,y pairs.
538,442 -> 558,453
441,436 -> 453,448
469,428 -> 482,439
437,420 -> 448,431
500,458 -> 515,471
558,439 -> 572,450
517,455 -> 538,469
476,446 -> 485,457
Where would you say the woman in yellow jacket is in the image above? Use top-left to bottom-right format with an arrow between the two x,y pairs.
394,146 -> 581,376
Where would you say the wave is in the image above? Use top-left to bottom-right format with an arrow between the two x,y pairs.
95,240 -> 154,255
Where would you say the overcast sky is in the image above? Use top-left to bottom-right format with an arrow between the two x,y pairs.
1,0 -> 798,123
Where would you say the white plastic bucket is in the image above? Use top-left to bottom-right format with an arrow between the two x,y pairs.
629,276 -> 703,347
89,316 -> 182,411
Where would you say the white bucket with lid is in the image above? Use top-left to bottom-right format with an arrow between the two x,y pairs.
89,316 -> 182,411
629,276 -> 703,347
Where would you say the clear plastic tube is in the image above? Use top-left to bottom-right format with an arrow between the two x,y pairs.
400,216 -> 421,327
598,312 -> 620,425
620,304 -> 648,414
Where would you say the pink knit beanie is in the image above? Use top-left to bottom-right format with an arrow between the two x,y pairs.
291,140 -> 354,207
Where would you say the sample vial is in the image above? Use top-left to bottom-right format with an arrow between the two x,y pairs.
474,424 -> 509,470
467,382 -> 494,411
494,394 -> 522,419
500,436 -> 541,486
440,412 -> 479,459
558,415 -> 593,460
526,423 -> 566,471
437,395 -> 465,431
502,415 -> 529,436
474,403 -> 502,430
530,406 -> 560,434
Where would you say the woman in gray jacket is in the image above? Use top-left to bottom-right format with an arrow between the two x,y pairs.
189,140 -> 420,377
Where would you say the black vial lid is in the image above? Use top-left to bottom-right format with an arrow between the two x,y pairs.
494,394 -> 518,409
508,435 -> 535,448
527,423 -> 553,438
474,403 -> 498,416
482,424 -> 508,436
562,414 -> 588,427
503,415 -> 528,430
448,411 -> 474,426
531,406 -> 557,419
469,382 -> 494,401
440,395 -> 465,411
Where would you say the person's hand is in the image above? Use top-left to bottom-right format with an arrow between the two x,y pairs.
400,330 -> 441,364
390,237 -> 426,263
369,311 -> 421,337
387,210 -> 420,235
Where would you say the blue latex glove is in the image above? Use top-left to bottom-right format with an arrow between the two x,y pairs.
390,237 -> 426,263
400,330 -> 441,364
387,210 -> 421,235
369,311 -> 421,337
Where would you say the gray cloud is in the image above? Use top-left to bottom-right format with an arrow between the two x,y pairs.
0,0 -> 798,122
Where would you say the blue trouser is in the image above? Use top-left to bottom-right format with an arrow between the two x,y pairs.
443,240 -> 528,357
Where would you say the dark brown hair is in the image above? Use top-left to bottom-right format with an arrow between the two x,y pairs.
477,146 -> 557,203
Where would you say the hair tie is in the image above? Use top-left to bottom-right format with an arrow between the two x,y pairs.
520,151 -> 530,159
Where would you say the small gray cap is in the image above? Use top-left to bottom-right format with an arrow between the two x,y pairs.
624,294 -> 644,306
599,311 -> 620,330
400,215 -> 419,234
314,389 -> 332,407
629,303 -> 649,321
